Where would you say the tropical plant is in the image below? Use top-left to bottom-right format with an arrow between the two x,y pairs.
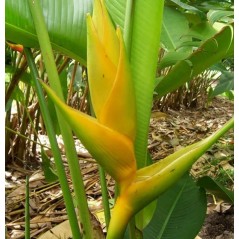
154,0 -> 234,109
5,0 -> 234,238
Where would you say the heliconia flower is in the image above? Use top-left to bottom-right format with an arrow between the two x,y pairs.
41,0 -> 137,193
41,0 -> 234,237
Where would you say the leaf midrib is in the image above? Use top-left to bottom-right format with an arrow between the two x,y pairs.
157,179 -> 187,239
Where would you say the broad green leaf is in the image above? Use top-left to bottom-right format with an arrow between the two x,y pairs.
105,0 -> 126,30
135,200 -> 157,231
197,176 -> 234,203
129,1 -> 164,168
161,6 -> 190,51
189,25 -> 233,72
158,51 -> 191,69
223,91 -> 234,100
210,71 -> 234,98
156,59 -> 193,95
6,0 -> 93,65
166,0 -> 206,20
123,1 -> 165,231
176,40 -> 202,51
10,85 -> 25,103
207,10 -> 234,24
144,174 -> 207,239
155,25 -> 233,97
184,22 -> 218,41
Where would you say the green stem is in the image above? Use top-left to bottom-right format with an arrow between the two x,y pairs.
123,1 -> 136,237
5,126 -> 50,150
25,176 -> 30,239
107,196 -> 133,239
99,166 -> 111,229
26,1 -> 94,238
5,56 -> 27,105
24,48 -> 82,239
123,0 -> 134,56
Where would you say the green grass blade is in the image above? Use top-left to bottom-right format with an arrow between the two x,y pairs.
24,48 -> 82,239
26,1 -> 94,238
99,167 -> 111,229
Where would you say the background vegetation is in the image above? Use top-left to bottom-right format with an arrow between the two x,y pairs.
5,0 -> 234,238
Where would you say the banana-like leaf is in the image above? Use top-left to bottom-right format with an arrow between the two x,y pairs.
197,176 -> 234,203
166,0 -> 205,20
6,0 -> 93,65
184,22 -> 218,41
144,174 -> 207,239
161,6 -> 190,51
155,25 -> 233,97
210,71 -> 234,98
127,1 -> 164,168
158,51 -> 192,70
159,21 -> 220,70
207,10 -> 234,24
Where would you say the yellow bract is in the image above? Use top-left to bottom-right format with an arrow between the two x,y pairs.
87,1 -> 136,141
41,82 -> 136,191
42,0 -> 137,192
91,0 -> 119,66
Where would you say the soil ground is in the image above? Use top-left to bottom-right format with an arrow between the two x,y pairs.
5,96 -> 234,238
